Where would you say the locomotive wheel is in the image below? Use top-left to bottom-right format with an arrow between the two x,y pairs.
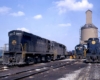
35,56 -> 41,63
64,55 -> 67,58
37,57 -> 41,63
26,57 -> 34,64
51,56 -> 54,61
57,55 -> 61,60
46,56 -> 51,62
79,56 -> 80,59
41,56 -> 46,62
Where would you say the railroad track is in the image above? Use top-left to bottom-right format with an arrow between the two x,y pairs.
0,66 -> 19,74
0,66 -> 8,71
76,63 -> 100,80
0,59 -> 81,80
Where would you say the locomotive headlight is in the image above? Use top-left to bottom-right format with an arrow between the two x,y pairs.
12,40 -> 17,45
92,40 -> 96,44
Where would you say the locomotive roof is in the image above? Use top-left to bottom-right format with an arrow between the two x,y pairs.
9,30 -> 23,34
51,41 -> 65,47
88,38 -> 99,41
9,30 -> 66,47
9,30 -> 45,39
9,30 -> 39,37
75,44 -> 84,47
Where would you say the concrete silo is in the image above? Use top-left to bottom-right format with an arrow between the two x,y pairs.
80,10 -> 98,44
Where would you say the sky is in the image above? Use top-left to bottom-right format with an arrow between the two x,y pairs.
0,0 -> 100,51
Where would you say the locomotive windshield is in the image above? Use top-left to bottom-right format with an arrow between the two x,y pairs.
76,46 -> 82,49
9,32 -> 22,36
88,38 -> 99,41
9,32 -> 15,36
16,32 -> 22,36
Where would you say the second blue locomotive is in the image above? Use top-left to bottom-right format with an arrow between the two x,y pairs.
75,44 -> 86,59
86,38 -> 100,62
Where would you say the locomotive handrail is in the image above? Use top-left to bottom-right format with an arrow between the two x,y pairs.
53,49 -> 57,60
20,43 -> 27,51
20,43 -> 27,59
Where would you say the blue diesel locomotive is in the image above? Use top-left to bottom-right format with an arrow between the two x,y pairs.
3,30 -> 67,65
75,44 -> 85,59
86,38 -> 100,62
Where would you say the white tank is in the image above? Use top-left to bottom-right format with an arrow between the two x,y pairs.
80,10 -> 98,44
80,24 -> 98,44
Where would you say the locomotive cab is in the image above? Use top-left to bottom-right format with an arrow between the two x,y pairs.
3,30 -> 25,65
9,30 -> 23,52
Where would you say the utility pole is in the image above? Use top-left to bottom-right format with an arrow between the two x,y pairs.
2,44 -> 8,59
98,31 -> 100,41
0,47 -> 4,59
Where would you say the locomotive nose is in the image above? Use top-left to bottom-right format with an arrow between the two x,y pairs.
12,40 -> 17,45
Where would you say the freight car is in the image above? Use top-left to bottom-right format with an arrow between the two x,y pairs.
75,44 -> 85,59
3,30 -> 67,65
86,38 -> 100,62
